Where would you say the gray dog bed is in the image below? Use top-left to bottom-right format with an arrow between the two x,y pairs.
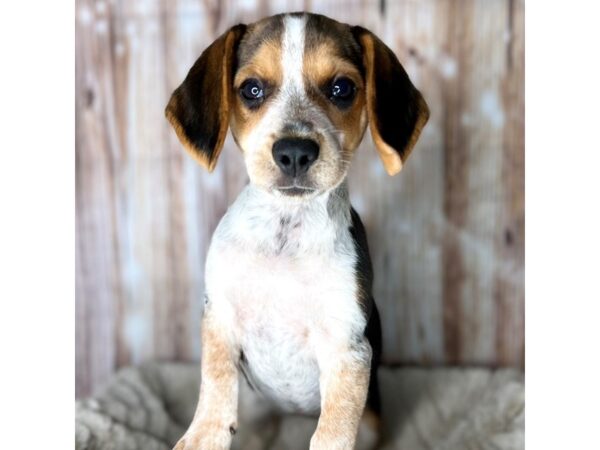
75,363 -> 524,450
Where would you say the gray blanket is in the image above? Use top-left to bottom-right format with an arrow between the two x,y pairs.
76,363 -> 524,450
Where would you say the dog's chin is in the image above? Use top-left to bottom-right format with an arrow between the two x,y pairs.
277,186 -> 316,197
271,172 -> 348,200
273,185 -> 321,199
270,175 -> 321,198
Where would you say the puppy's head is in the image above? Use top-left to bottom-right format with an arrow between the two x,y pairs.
166,13 -> 429,197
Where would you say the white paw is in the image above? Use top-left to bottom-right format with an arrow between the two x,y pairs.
173,424 -> 235,450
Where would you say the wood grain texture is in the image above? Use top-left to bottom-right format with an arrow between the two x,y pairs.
76,0 -> 524,397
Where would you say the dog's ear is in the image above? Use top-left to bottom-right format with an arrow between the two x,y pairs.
165,25 -> 246,172
352,27 -> 430,176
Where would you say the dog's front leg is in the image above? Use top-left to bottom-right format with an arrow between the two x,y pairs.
310,341 -> 372,450
174,307 -> 239,450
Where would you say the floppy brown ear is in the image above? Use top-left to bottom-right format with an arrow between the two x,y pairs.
165,25 -> 246,172
352,27 -> 430,176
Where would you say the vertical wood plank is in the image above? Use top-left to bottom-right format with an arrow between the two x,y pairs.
440,0 -> 524,366
495,0 -> 525,366
76,0 -> 121,396
439,0 -> 470,365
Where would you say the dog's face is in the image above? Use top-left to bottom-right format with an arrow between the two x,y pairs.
229,15 -> 368,196
166,13 -> 429,197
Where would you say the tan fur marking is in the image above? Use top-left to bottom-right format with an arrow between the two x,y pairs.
303,40 -> 368,163
230,41 -> 283,154
303,40 -> 363,88
173,310 -> 239,450
310,356 -> 370,450
234,41 -> 283,89
207,30 -> 240,172
372,132 -> 403,176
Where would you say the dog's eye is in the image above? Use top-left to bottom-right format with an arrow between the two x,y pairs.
240,79 -> 264,106
329,78 -> 356,107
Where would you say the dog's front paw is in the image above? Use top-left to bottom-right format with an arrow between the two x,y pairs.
173,423 -> 235,450
309,430 -> 354,450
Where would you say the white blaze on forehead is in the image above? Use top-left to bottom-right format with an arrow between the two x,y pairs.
281,15 -> 307,95
241,15 -> 308,157
242,13 -> 341,179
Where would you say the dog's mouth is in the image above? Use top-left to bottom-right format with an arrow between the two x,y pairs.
274,174 -> 318,197
276,185 -> 317,197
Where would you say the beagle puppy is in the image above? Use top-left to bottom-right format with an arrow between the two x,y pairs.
166,12 -> 429,450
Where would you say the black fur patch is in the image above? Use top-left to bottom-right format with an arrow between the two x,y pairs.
349,207 -> 382,415
305,14 -> 364,75
352,26 -> 424,161
237,15 -> 284,69
166,24 -> 246,163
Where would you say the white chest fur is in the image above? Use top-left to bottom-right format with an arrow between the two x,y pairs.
204,184 -> 365,413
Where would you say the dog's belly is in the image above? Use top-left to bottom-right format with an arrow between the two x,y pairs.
240,318 -> 321,414
207,243 -> 360,415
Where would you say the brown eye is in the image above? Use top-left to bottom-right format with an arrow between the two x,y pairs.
329,77 -> 356,107
240,79 -> 264,108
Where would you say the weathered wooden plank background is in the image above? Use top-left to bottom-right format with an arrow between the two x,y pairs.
76,0 -> 524,397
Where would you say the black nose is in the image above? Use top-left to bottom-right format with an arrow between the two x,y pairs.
272,138 -> 319,177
